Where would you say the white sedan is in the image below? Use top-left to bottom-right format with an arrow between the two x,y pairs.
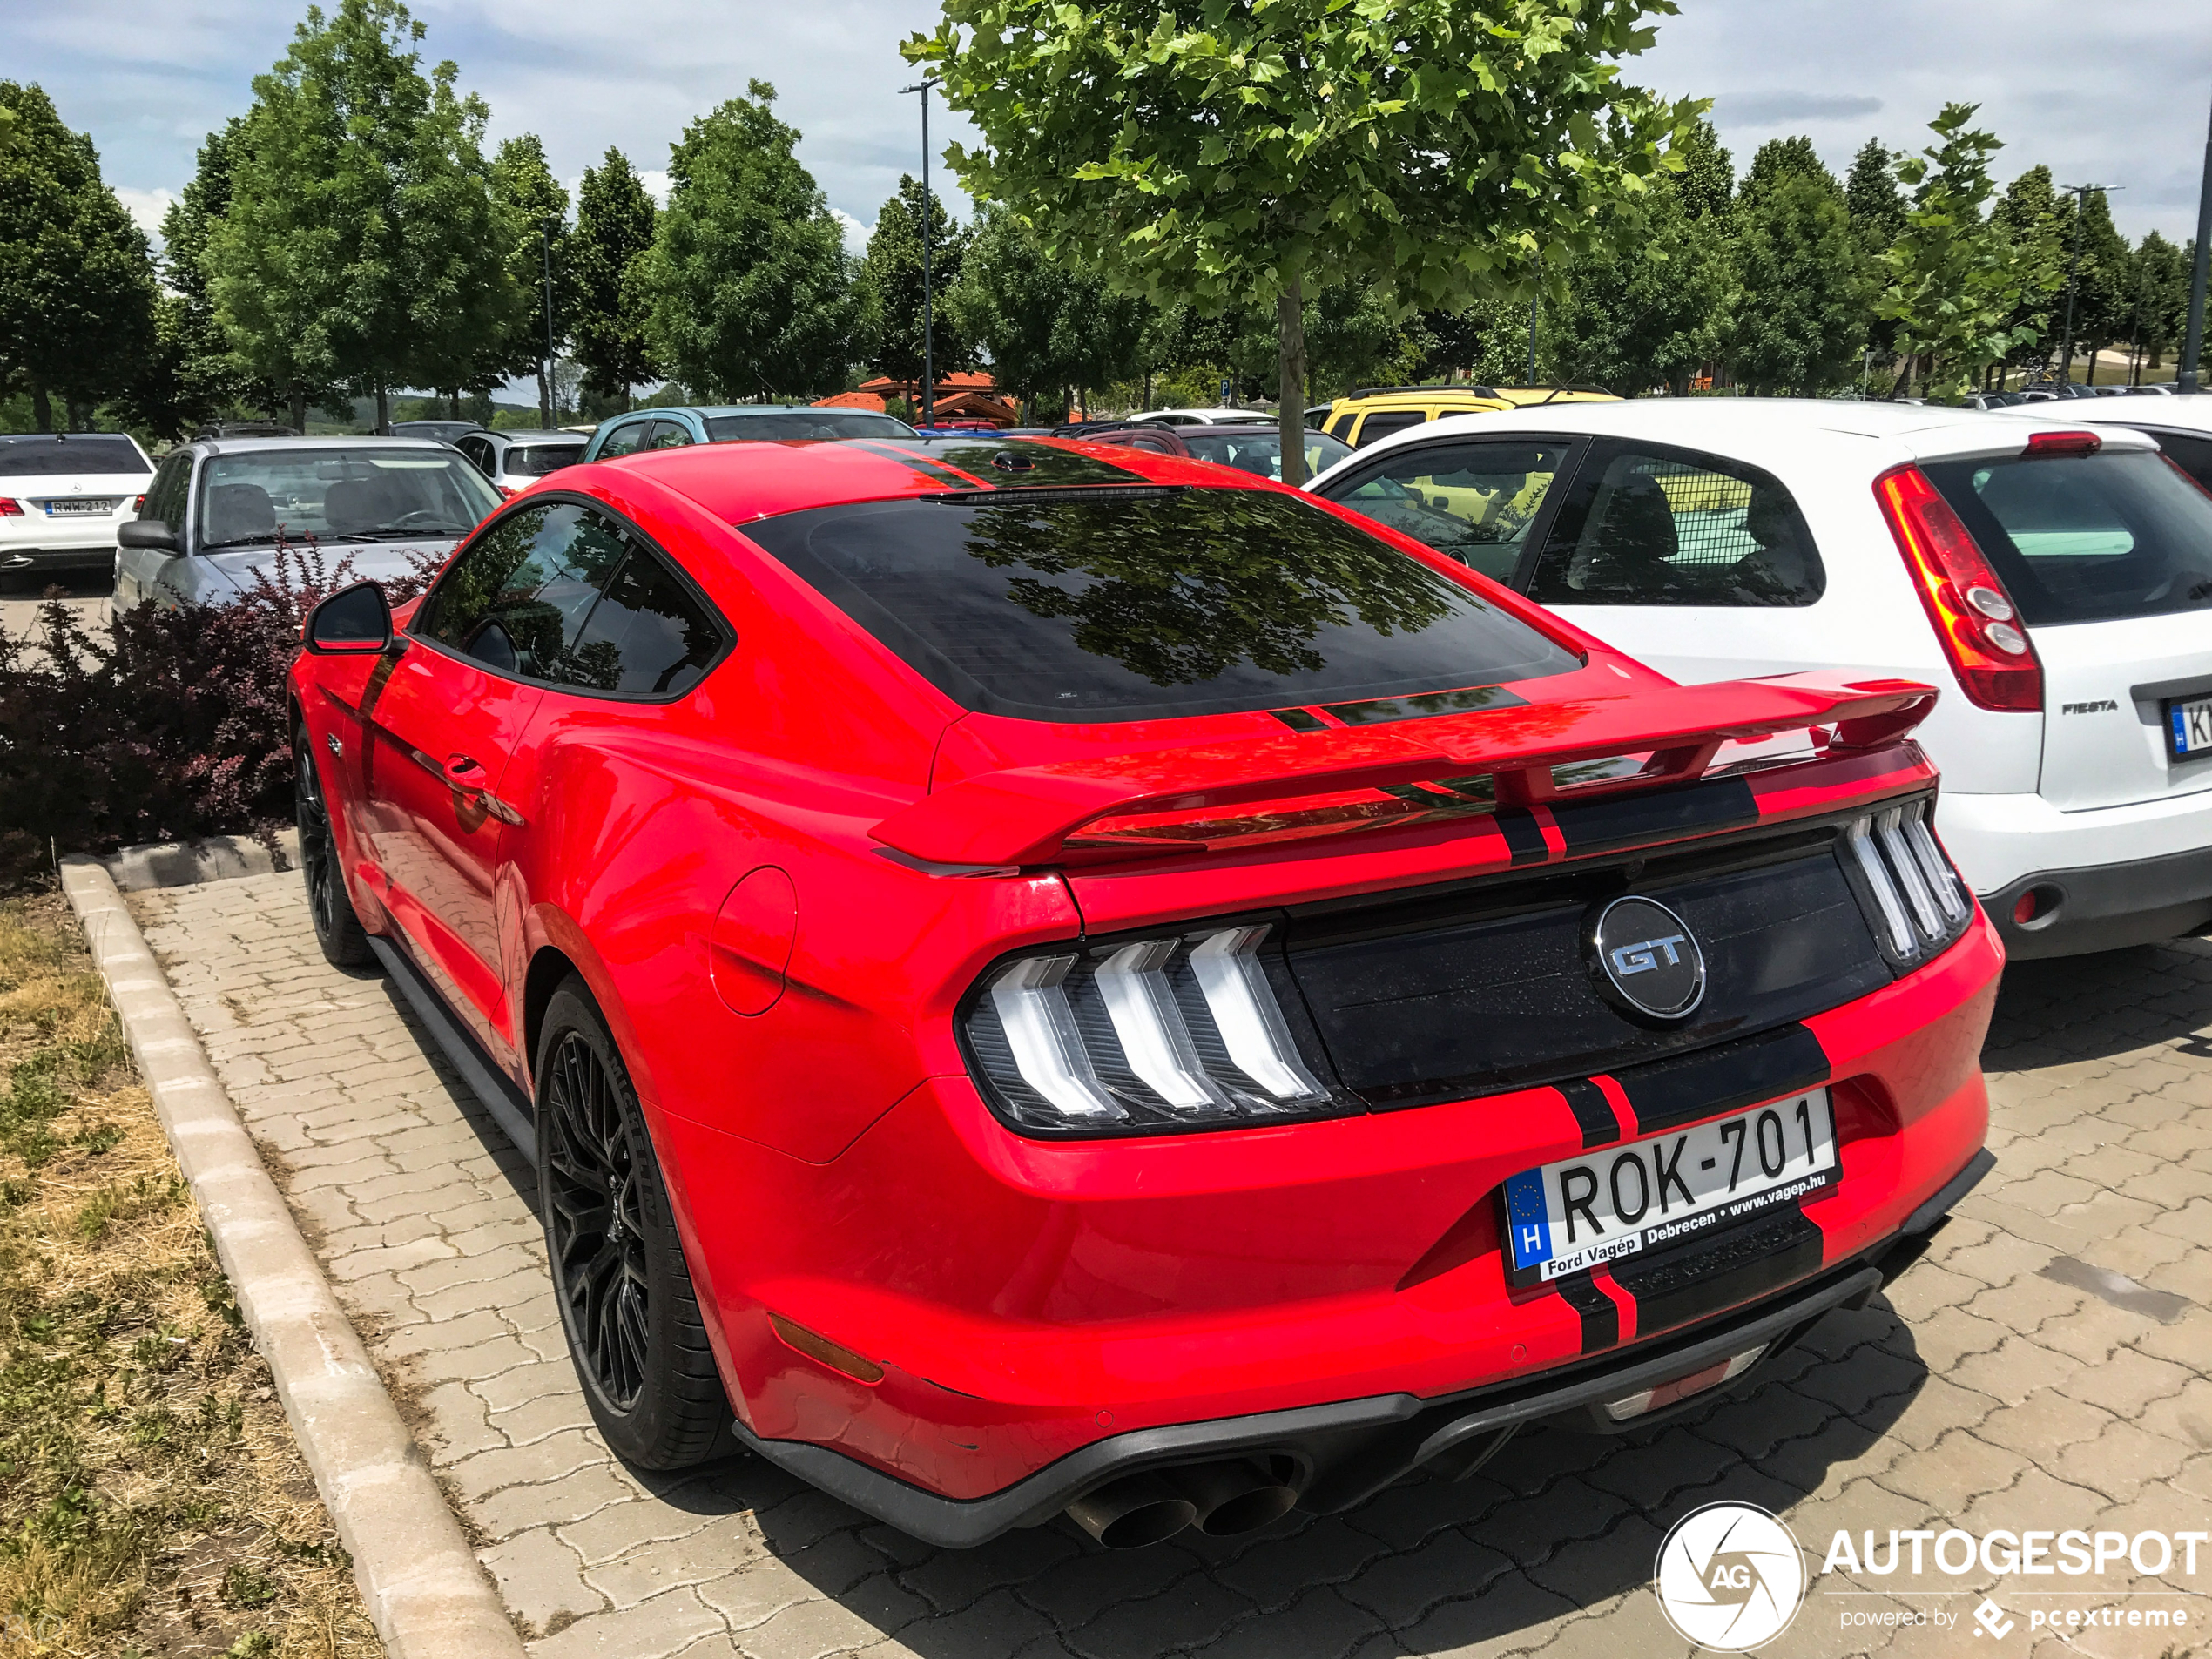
0,432 -> 153,584
1306,397 -> 2212,959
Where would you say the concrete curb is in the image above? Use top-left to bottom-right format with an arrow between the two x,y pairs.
61,856 -> 527,1659
102,828 -> 302,893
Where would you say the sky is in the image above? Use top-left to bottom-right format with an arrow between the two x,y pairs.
11,0 -> 2209,256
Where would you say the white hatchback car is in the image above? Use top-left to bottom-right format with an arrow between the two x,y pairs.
1306,398 -> 2212,958
0,431 -> 153,585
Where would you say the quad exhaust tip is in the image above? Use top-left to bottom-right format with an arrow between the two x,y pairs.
1067,1459 -> 1299,1548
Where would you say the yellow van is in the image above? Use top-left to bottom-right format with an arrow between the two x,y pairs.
1321,384 -> 1617,449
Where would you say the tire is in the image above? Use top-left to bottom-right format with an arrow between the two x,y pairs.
293,721 -> 373,969
536,978 -> 732,1469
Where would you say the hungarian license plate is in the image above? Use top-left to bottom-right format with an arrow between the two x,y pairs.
45,497 -> 118,516
1499,1089 -> 1838,1289
2167,694 -> 2212,761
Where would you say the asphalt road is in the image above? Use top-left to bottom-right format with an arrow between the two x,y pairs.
1,570 -> 113,652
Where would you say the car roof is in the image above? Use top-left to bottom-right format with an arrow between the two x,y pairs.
610,405 -> 816,421
586,433 -> 1235,523
192,435 -> 459,456
490,429 -> 587,444
1998,395 -> 2212,435
1305,394 -> 2161,489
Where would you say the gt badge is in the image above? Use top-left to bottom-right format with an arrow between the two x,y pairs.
1589,895 -> 1706,1022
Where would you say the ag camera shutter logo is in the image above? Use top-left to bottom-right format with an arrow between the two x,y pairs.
1591,895 -> 1706,1021
1654,1501 -> 1807,1650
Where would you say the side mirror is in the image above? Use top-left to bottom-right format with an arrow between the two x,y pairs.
118,519 -> 179,552
304,580 -> 392,655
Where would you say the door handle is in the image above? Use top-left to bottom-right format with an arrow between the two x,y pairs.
443,754 -> 485,783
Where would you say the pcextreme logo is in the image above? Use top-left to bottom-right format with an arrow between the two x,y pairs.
1654,1501 -> 1808,1651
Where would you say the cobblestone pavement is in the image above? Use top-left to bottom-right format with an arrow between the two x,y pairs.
128,872 -> 2210,1659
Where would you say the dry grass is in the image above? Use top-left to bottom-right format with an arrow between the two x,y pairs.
0,894 -> 379,1659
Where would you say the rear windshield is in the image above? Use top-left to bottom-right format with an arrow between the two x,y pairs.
741,488 -> 1581,721
505,443 -> 584,477
0,435 -> 146,476
702,412 -> 915,442
1923,450 -> 2212,625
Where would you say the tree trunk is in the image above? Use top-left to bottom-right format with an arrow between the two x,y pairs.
448,389 -> 461,421
30,385 -> 51,433
1143,367 -> 1152,410
289,388 -> 307,433
375,385 -> 390,433
1277,276 -> 1308,487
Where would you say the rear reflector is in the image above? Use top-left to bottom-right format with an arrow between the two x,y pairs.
768,1312 -> 884,1383
2023,428 -> 2102,457
1604,1344 -> 1767,1421
1873,465 -> 2042,712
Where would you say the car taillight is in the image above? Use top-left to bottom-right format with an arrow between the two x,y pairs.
132,495 -> 145,513
1840,799 -> 1973,966
2023,428 -> 2101,457
496,484 -> 515,498
1873,464 -> 2042,712
962,924 -> 1347,1136
0,499 -> 19,517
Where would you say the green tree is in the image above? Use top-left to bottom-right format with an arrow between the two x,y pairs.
491,135 -> 569,423
2056,186 -> 2131,383
906,0 -> 1702,483
948,204 -> 1146,419
635,83 -> 859,401
1988,164 -> 2064,381
1673,118 -> 1736,224
209,0 -> 518,430
1730,149 -> 1869,395
1844,139 -> 1905,253
863,174 -> 975,392
569,149 -> 659,407
1544,179 -> 1726,395
138,120 -> 265,434
1876,105 -> 2043,401
0,83 -> 158,430
2130,231 -> 2190,380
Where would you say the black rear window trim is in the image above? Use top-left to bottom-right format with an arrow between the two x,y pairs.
405,487 -> 735,705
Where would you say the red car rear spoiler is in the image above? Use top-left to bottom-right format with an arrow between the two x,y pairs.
871,674 -> 1939,868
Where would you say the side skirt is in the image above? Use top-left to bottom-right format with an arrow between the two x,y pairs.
366,934 -> 538,1162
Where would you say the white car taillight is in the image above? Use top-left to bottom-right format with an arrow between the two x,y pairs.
967,923 -> 1338,1135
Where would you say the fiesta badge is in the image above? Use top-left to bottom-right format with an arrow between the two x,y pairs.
1591,894 -> 1706,1021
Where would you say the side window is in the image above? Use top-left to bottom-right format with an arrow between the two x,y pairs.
563,550 -> 725,696
1352,410 -> 1427,448
456,435 -> 493,475
1325,440 -> 1575,583
644,420 -> 694,450
597,421 -> 647,459
1326,411 -> 1357,442
2152,431 -> 2212,493
142,454 -> 192,531
1527,442 -> 1825,608
414,502 -> 631,680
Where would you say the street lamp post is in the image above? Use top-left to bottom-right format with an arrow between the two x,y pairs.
542,219 -> 556,428
900,77 -> 940,432
2057,183 -> 2120,387
2182,82 -> 2212,394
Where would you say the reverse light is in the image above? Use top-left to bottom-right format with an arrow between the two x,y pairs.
966,924 -> 1339,1135
1843,799 -> 1972,965
2023,428 -> 2101,458
1873,465 -> 2042,711
0,499 -> 18,517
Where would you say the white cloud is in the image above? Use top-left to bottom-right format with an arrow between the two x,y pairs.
637,169 -> 671,207
832,207 -> 873,256
112,185 -> 176,246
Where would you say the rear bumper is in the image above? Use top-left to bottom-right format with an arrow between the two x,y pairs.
0,541 -> 116,571
733,1149 -> 1991,1548
1940,786 -> 2212,917
675,914 -> 2001,1531
1984,842 -> 2212,958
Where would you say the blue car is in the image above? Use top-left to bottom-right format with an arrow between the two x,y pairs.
581,405 -> 916,461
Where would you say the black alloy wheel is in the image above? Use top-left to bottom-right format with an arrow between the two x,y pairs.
293,721 -> 371,968
536,978 -> 732,1468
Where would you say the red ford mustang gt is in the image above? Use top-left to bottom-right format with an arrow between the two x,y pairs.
289,435 -> 2000,1549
